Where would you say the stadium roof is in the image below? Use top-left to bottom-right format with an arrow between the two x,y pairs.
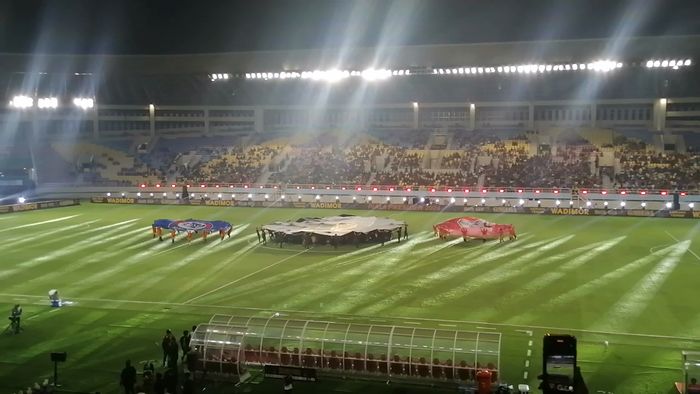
1,35 -> 699,76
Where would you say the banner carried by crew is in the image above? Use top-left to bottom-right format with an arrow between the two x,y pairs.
152,218 -> 232,232
433,216 -> 516,241
262,215 -> 405,236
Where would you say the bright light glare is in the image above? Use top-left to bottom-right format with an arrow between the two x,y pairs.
18,197 -> 26,203
73,97 -> 94,109
37,97 -> 58,109
9,95 -> 33,109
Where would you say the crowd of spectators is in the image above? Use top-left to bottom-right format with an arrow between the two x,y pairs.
60,130 -> 700,190
615,149 -> 700,190
268,144 -> 379,185
179,145 -> 281,184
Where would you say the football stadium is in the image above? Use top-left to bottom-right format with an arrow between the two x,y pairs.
1,1 -> 700,393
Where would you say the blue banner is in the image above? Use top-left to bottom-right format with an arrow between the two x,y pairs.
153,218 -> 232,232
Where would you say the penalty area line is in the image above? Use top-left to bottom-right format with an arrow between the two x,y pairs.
181,249 -> 309,304
665,231 -> 700,262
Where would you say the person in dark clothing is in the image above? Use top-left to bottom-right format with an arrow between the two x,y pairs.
161,330 -> 173,366
283,374 -> 294,392
403,224 -> 408,239
181,372 -> 195,394
167,336 -> 179,368
261,229 -> 267,244
120,360 -> 137,394
152,372 -> 165,394
397,227 -> 402,243
180,330 -> 191,361
256,227 -> 261,243
164,368 -> 178,394
227,227 -> 232,238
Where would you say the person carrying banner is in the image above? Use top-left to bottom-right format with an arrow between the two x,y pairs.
219,229 -> 225,240
157,227 -> 163,242
152,225 -> 157,238
202,230 -> 208,242
227,226 -> 232,238
170,229 -> 177,244
186,231 -> 193,243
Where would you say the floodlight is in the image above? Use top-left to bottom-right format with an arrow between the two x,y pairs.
315,195 -> 320,200
641,202 -> 646,207
666,202 -> 673,208
620,201 -> 626,207
386,196 -> 391,201
402,197 -> 407,202
247,193 -> 252,198
519,199 -> 525,205
163,193 -> 167,197
420,197 -> 425,202
450,197 -> 456,204
136,192 -> 141,197
661,60 -> 669,67
684,59 -> 692,66
121,192 -> 126,197
653,60 -> 661,67
586,201 -> 592,207
555,200 -> 561,206
463,198 -> 468,203
281,195 -> 285,199
38,97 -> 58,109
480,198 -> 486,203
10,95 -> 33,109
367,196 -> 372,201
669,60 -> 677,67
150,193 -> 154,197
435,199 -> 440,203
689,203 -> 695,209
219,193 -> 224,198
18,196 -> 26,204
603,201 -> 608,206
106,192 -> 111,197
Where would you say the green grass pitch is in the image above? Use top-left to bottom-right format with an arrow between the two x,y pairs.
1,203 -> 699,393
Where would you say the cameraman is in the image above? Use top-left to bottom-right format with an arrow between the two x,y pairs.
9,304 -> 22,334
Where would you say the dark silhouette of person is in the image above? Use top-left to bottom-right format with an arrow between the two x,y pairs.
152,372 -> 165,394
120,360 -> 137,394
164,368 -> 178,394
161,329 -> 173,366
256,227 -> 261,243
180,330 -> 191,361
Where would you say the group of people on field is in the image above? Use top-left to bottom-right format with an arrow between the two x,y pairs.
152,226 -> 232,244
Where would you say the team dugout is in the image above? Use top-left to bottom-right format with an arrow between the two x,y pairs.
193,314 -> 502,385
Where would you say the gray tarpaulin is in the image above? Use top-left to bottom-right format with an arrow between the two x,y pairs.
262,215 -> 405,236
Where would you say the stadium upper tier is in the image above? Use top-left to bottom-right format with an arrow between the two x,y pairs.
22,128 -> 699,191
1,35 -> 699,105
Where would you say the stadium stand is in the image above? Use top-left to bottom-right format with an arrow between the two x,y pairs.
27,126 -> 699,191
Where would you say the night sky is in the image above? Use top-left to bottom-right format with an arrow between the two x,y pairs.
0,0 -> 699,55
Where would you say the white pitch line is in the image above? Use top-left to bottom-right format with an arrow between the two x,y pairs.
2,291 -> 700,342
665,230 -> 700,261
0,214 -> 81,233
182,248 -> 309,304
